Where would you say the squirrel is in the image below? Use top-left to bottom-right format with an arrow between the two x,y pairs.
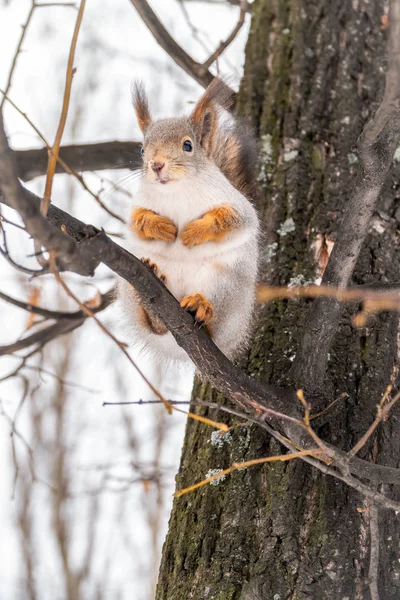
118,79 -> 260,364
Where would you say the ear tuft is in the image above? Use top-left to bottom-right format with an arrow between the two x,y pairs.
190,79 -> 234,154
132,81 -> 152,134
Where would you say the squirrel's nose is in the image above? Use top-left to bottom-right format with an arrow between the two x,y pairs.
151,161 -> 165,172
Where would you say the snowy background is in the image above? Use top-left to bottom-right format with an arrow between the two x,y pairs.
0,1 -> 250,598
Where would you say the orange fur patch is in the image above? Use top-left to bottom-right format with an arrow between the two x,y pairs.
138,304 -> 168,335
131,208 -> 177,242
180,204 -> 240,247
181,293 -> 214,325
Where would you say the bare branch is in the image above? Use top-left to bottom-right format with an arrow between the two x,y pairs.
41,0 -> 86,217
13,141 -> 141,181
129,0 -> 216,88
0,287 -> 115,321
202,0 -> 247,70
0,218 -> 47,275
0,1 -> 77,110
0,288 -> 114,357
180,0 -> 252,10
4,174 -> 400,490
1,91 -> 124,222
0,113 -> 102,276
3,121 -> 400,500
0,319 -> 84,357
290,0 -> 400,392
1,3 -> 36,111
257,284 -> 400,323
128,397 -> 400,512
349,388 -> 399,458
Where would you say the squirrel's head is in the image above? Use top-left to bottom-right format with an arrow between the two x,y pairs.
133,80 -> 232,186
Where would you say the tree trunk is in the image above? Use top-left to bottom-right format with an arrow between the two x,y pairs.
156,1 -> 400,598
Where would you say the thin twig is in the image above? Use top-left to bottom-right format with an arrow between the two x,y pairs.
202,0 -> 247,70
41,0 -> 86,217
0,113 -> 102,276
118,396 -> 400,511
257,284 -> 400,318
129,0 -> 230,90
0,286 -> 116,321
3,161 -> 400,493
50,256 -> 228,431
0,288 -> 114,357
310,392 -> 349,421
349,388 -> 399,458
174,449 -> 322,497
0,1 -> 76,110
1,89 -> 124,222
0,218 -> 46,275
1,3 -> 36,110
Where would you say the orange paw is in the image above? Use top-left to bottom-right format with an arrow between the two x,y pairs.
181,293 -> 214,325
180,204 -> 240,247
141,258 -> 167,284
131,208 -> 177,242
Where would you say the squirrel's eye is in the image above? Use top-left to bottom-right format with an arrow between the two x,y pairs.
182,140 -> 193,152
140,146 -> 145,157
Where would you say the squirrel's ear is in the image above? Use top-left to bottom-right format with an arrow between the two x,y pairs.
191,91 -> 218,154
190,79 -> 233,154
132,82 -> 152,134
191,100 -> 217,154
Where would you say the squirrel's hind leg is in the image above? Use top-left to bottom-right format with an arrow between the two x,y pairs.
141,257 -> 167,284
136,258 -> 168,335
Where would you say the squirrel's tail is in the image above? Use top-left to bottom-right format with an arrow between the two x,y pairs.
191,78 -> 259,200
212,118 -> 259,201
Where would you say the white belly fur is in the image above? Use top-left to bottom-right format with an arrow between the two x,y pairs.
118,165 -> 259,364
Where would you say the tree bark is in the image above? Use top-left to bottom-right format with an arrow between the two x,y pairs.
156,1 -> 400,599
13,141 -> 141,181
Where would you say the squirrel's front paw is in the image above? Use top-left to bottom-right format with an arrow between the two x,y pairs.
131,208 -> 177,242
181,293 -> 214,325
180,205 -> 240,247
180,220 -> 209,247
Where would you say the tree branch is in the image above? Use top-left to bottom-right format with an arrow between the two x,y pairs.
202,0 -> 247,70
181,0 -> 252,9
0,318 -> 84,357
290,0 -> 400,393
0,288 -> 114,357
13,141 -> 141,181
0,1 -> 77,111
41,0 -> 86,217
0,113 -> 102,276
0,288 -> 115,321
3,176 -> 400,492
3,107 -> 400,500
129,0 -> 216,88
